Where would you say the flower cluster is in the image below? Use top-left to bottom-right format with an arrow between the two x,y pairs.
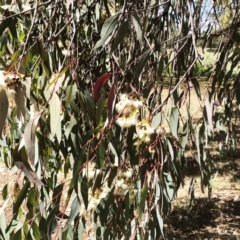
0,70 -> 24,95
82,161 -> 100,181
115,94 -> 143,128
87,183 -> 111,212
136,119 -> 155,143
114,168 -> 137,205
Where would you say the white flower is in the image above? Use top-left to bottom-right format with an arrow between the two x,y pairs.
215,106 -> 224,114
115,94 -> 143,129
132,100 -> 143,109
122,168 -> 134,178
136,119 -> 154,143
82,161 -> 98,181
116,114 -> 138,128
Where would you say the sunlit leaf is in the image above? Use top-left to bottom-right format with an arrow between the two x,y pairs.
94,14 -> 118,49
49,93 -> 61,137
205,91 -> 213,132
132,12 -> 142,43
62,195 -> 80,231
23,114 -> 41,165
151,112 -> 161,130
170,107 -> 179,138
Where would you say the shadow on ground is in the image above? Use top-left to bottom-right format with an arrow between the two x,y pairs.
165,196 -> 240,239
165,153 -> 240,239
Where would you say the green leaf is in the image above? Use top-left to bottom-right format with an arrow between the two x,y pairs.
2,184 -> 8,200
108,142 -> 118,166
0,88 -> 8,138
14,83 -> 26,123
156,207 -> 164,238
0,212 -> 9,239
192,77 -> 201,100
65,115 -> 77,139
94,14 -> 118,49
32,221 -> 41,240
169,107 -> 179,138
15,161 -> 43,186
107,166 -> 118,187
13,181 -> 30,213
151,112 -> 161,130
111,20 -> 129,53
164,173 -> 174,201
39,217 -> 47,238
72,151 -> 85,194
96,93 -> 106,125
80,176 -> 88,210
205,91 -> 213,131
132,12 -> 142,43
49,93 -> 61,137
135,49 -> 151,80
66,83 -> 78,109
139,182 -> 148,221
46,207 -> 58,238
23,114 -> 41,165
78,219 -> 84,239
62,195 -> 80,231
157,54 -> 164,81
11,228 -> 22,240
167,138 -> 174,161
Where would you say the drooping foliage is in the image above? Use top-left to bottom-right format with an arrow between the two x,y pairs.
0,0 -> 239,239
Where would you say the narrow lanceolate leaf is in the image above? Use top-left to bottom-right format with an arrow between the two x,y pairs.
62,195 -> 80,232
132,12 -> 142,44
15,161 -> 43,186
107,85 -> 115,122
156,207 -> 164,238
170,107 -> 179,138
192,77 -> 201,100
151,112 -> 161,130
157,54 -> 164,81
14,83 -> 26,123
0,88 -> 8,138
135,49 -> 151,80
94,14 -> 119,50
139,182 -> 148,221
205,91 -> 213,132
24,114 -> 41,165
111,20 -> 129,53
49,93 -> 61,137
13,180 -> 30,213
94,73 -> 111,102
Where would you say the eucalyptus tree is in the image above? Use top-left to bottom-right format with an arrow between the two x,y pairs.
0,0 -> 239,239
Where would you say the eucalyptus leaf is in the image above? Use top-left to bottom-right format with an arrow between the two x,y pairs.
94,14 -> 118,49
